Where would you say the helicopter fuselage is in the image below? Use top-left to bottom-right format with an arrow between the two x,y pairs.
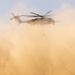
23,17 -> 55,25
11,11 -> 55,25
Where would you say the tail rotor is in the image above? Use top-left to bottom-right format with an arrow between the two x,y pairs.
10,13 -> 15,20
10,12 -> 22,23
10,12 -> 21,20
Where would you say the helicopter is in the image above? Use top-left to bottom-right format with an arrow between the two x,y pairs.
10,11 -> 56,25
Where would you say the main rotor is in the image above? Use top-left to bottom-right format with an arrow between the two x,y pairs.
20,11 -> 52,18
10,11 -> 52,20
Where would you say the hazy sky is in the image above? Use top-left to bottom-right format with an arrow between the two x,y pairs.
0,0 -> 75,21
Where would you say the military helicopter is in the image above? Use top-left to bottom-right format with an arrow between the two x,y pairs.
10,11 -> 56,25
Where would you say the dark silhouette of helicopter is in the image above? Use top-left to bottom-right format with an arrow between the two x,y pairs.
10,11 -> 56,25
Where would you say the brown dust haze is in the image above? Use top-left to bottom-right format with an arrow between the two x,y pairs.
0,8 -> 75,75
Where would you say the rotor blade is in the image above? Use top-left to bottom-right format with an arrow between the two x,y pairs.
11,12 -> 21,17
30,12 -> 41,16
10,17 -> 14,20
20,15 -> 41,17
44,11 -> 52,16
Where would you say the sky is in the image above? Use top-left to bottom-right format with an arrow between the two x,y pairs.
0,0 -> 75,21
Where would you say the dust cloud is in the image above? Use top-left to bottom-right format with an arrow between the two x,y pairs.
0,8 -> 75,75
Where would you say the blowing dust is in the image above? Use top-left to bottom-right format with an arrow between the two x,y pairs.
0,8 -> 75,75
